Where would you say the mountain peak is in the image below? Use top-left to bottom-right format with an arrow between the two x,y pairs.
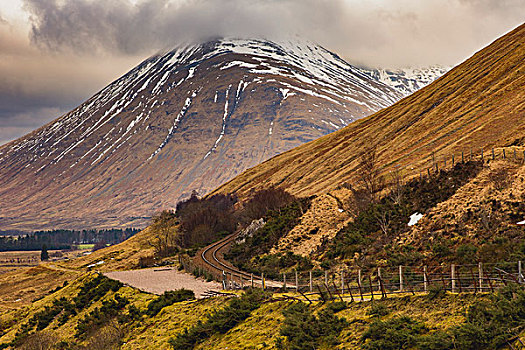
0,36 -> 417,231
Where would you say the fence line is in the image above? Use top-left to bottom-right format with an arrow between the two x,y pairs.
184,259 -> 525,300
391,146 -> 525,183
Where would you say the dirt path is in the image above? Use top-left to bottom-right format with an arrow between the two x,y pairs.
104,267 -> 221,298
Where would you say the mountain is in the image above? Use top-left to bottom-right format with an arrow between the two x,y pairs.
215,24 -> 525,200
363,66 -> 450,96
0,38 -> 407,231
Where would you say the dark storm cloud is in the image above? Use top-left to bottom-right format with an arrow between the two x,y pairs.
22,0 -> 525,67
1,0 -> 524,145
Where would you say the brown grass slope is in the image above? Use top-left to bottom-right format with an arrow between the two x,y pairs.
214,23 -> 525,198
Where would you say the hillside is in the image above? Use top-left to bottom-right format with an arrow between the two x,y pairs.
214,23 -> 525,199
0,38 -> 407,232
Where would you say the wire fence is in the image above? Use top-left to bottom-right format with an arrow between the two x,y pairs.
200,261 -> 525,301
392,145 -> 525,182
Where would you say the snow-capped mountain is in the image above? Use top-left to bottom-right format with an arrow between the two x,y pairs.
0,38 -> 407,231
363,66 -> 450,96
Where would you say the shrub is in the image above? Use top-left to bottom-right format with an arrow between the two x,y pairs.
146,289 -> 195,317
427,285 -> 447,300
169,289 -> 268,350
366,302 -> 390,317
455,244 -> 478,264
361,316 -> 427,350
226,197 -> 312,276
279,302 -> 347,350
75,294 -> 129,339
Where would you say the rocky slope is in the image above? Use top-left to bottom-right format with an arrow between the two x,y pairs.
0,38 -> 407,231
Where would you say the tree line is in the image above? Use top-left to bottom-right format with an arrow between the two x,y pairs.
0,228 -> 140,251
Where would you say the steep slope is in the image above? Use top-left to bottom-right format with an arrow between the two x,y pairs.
215,23 -> 525,199
0,38 -> 404,231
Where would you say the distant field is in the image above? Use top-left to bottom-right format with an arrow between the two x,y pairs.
0,250 -> 86,269
0,250 -> 40,264
76,244 -> 95,250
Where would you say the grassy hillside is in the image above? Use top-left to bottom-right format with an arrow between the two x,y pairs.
2,273 -> 524,350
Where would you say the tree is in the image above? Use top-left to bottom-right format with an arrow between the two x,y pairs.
358,143 -> 384,204
149,210 -> 179,257
40,244 -> 49,261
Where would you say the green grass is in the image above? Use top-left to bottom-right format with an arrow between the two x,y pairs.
76,244 -> 95,250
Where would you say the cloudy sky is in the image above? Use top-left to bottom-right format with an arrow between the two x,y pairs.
0,0 -> 524,145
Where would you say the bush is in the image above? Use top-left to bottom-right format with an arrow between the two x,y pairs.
226,197 -> 312,276
360,285 -> 525,350
366,302 -> 390,317
427,285 -> 447,300
146,289 -> 195,317
361,316 -> 427,350
279,302 -> 347,350
169,289 -> 268,350
75,294 -> 129,339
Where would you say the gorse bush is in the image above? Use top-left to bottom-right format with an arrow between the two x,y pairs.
146,289 -> 195,317
278,302 -> 347,350
168,289 -> 268,350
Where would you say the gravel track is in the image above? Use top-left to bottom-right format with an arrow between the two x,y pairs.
104,268 -> 221,298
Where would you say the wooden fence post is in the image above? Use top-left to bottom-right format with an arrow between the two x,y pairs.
295,270 -> 299,290
451,264 -> 456,293
357,272 -> 364,301
452,154 -> 455,166
325,270 -> 328,286
251,273 -> 254,288
399,265 -> 404,292
368,275 -> 374,300
424,266 -> 428,292
503,149 -> 506,159
479,262 -> 483,291
519,261 -> 523,283
346,280 -> 355,302
283,273 -> 286,291
309,270 -> 313,292
262,273 -> 265,290
341,269 -> 345,295
222,270 -> 227,290
377,267 -> 382,292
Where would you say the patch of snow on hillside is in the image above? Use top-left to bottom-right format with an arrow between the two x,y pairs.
408,212 -> 424,226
